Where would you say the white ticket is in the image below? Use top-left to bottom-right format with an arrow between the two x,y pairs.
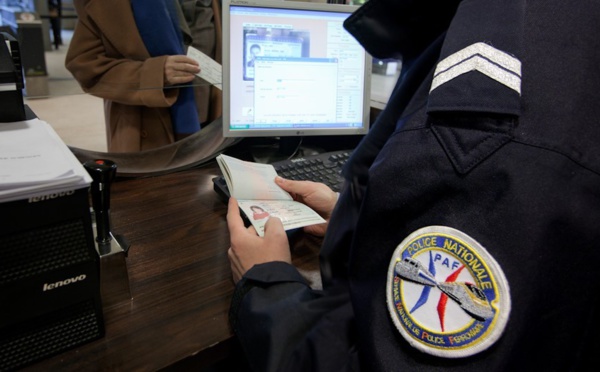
186,46 -> 222,90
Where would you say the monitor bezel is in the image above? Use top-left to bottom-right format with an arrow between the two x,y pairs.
222,0 -> 372,138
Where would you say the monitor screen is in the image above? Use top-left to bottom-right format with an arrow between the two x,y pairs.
222,0 -> 371,139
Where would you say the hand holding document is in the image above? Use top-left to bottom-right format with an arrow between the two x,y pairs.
186,46 -> 222,90
216,154 -> 326,237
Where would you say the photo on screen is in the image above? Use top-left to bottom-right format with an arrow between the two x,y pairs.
243,26 -> 311,80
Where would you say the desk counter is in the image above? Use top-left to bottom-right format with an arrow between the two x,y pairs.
23,161 -> 321,371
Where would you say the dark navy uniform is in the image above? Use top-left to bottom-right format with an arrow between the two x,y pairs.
229,0 -> 600,370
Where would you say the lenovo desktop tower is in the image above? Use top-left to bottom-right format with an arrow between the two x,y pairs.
0,188 -> 105,371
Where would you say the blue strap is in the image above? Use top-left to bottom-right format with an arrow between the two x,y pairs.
131,0 -> 201,135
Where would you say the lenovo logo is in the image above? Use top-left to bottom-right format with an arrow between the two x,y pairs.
43,274 -> 87,291
28,190 -> 75,203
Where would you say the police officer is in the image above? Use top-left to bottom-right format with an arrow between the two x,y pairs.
226,0 -> 600,370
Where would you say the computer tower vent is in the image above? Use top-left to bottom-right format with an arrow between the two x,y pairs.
0,299 -> 104,371
0,219 -> 93,285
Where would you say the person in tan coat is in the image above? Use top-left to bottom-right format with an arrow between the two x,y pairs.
66,0 -> 222,152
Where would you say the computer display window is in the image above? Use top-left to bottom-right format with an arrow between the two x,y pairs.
225,2 -> 369,135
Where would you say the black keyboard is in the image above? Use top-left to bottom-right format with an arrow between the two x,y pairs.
213,149 -> 352,201
272,149 -> 351,191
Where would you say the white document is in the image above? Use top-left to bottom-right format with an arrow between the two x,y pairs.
0,119 -> 91,202
217,154 -> 291,201
216,154 -> 325,237
0,120 -> 74,185
186,46 -> 222,90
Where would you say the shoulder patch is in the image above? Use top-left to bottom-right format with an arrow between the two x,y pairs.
386,226 -> 511,358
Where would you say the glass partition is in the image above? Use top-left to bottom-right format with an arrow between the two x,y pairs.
22,28 -> 220,153
1,0 -> 222,156
1,0 -> 399,176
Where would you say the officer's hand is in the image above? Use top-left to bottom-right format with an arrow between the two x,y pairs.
164,55 -> 200,86
227,197 -> 291,284
275,176 -> 338,237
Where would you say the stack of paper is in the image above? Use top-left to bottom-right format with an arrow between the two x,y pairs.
0,118 -> 92,203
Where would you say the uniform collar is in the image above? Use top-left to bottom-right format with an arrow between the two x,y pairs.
344,0 -> 462,61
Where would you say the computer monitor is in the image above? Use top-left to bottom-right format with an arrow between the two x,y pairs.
222,0 -> 371,159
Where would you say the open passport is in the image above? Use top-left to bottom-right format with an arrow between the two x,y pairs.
216,154 -> 326,237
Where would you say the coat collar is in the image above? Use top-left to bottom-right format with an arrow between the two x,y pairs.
344,0 -> 462,61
